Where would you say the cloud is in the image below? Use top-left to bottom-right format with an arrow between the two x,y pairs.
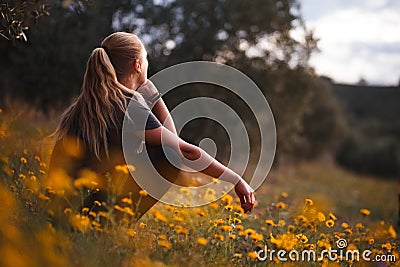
301,0 -> 400,85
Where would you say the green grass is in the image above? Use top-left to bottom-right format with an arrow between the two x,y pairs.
0,106 -> 398,267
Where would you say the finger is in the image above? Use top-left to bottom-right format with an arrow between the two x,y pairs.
251,192 -> 256,204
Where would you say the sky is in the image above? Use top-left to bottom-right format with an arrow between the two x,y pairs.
299,0 -> 400,85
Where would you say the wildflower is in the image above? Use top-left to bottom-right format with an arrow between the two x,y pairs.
194,208 -> 206,217
265,219 -> 277,227
368,238 -> 374,245
82,207 -> 89,213
197,237 -> 208,245
328,213 -> 337,221
92,221 -> 101,228
247,251 -> 259,260
204,188 -> 216,202
38,193 -> 50,201
278,220 -> 286,227
360,209 -> 371,216
341,222 -> 349,229
231,253 -> 242,259
251,233 -> 263,242
220,225 -> 233,232
98,211 -> 108,218
158,240 -> 172,249
296,234 -> 308,244
164,205 -> 175,212
209,202 -> 219,210
153,211 -> 167,223
212,178 -> 220,184
214,219 -> 225,226
326,219 -> 335,228
382,243 -> 392,251
317,212 -> 326,222
139,223 -> 146,229
18,174 -> 26,180
245,228 -> 256,236
214,234 -> 224,241
139,190 -> 148,196
176,225 -> 188,235
276,202 -> 287,209
89,211 -> 96,218
296,215 -> 308,223
355,223 -> 363,229
20,157 -> 27,164
305,198 -> 314,205
74,177 -> 98,190
233,217 -> 242,224
179,187 -> 191,196
221,194 -> 233,205
224,205 -> 233,211
287,225 -> 295,232
34,155 -> 41,161
121,198 -> 132,205
229,234 -> 236,240
388,225 -> 397,238
347,243 -> 358,251
64,208 -> 72,215
281,192 -> 288,198
235,225 -> 244,231
173,215 -> 184,222
115,164 -> 135,174
126,228 -> 136,237
70,214 -> 91,232
39,170 -> 45,174
344,228 -> 353,235
158,234 -> 167,240
93,200 -> 102,206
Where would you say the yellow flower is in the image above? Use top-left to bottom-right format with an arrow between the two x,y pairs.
368,238 -> 374,245
281,192 -> 288,198
345,228 -> 353,235
197,237 -> 208,246
278,220 -> 286,227
64,208 -> 72,215
214,219 -> 225,226
38,193 -> 50,201
296,215 -> 308,223
212,178 -> 220,184
173,215 -> 184,222
221,194 -> 233,205
328,212 -> 337,221
287,225 -> 295,232
356,223 -> 363,229
209,202 -> 219,210
176,225 -> 188,235
153,211 -> 167,223
305,198 -> 314,205
275,202 -> 287,209
381,243 -> 392,251
229,234 -> 236,240
89,211 -> 96,218
70,214 -> 91,232
250,233 -> 263,242
247,251 -> 259,260
82,207 -> 89,213
244,228 -> 256,236
139,190 -> 148,196
360,209 -> 371,216
388,225 -> 397,238
233,217 -> 242,224
265,219 -> 277,227
213,234 -> 224,241
194,208 -> 206,217
341,222 -> 349,228
296,234 -> 308,244
94,200 -> 102,206
197,237 -> 208,245
235,225 -> 244,231
317,212 -> 326,222
158,240 -> 172,249
224,205 -> 233,211
139,222 -> 146,229
126,228 -> 136,237
121,198 -> 132,204
325,219 -> 335,228
20,157 -> 27,164
158,234 -> 167,240
220,225 -> 233,232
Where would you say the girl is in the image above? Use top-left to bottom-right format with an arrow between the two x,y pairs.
48,32 -> 255,219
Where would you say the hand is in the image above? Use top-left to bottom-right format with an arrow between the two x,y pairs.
234,179 -> 255,213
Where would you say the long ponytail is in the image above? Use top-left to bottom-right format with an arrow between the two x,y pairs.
54,32 -> 145,159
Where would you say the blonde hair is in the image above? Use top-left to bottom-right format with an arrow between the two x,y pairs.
54,32 -> 145,159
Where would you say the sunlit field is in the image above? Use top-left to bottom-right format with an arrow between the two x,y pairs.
0,106 -> 398,267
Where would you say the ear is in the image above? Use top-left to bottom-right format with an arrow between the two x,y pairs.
133,59 -> 141,73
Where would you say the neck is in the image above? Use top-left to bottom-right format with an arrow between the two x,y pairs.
119,75 -> 142,91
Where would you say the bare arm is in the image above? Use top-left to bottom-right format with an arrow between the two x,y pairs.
151,98 -> 177,134
144,126 -> 255,212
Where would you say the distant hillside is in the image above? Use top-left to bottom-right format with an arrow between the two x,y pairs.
323,77 -> 400,136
